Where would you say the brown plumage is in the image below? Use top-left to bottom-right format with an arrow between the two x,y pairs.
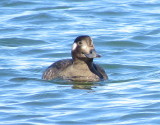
42,35 -> 108,82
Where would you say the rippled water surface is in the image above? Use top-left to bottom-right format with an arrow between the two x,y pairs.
0,0 -> 160,125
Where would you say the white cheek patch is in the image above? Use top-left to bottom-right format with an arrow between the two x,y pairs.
82,45 -> 87,50
72,43 -> 77,51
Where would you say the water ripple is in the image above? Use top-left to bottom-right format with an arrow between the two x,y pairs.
0,0 -> 160,125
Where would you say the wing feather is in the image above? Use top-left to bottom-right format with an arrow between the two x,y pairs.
42,59 -> 73,80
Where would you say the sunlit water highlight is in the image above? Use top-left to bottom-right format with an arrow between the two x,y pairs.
0,0 -> 160,125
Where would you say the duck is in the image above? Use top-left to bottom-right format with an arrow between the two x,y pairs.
42,35 -> 108,82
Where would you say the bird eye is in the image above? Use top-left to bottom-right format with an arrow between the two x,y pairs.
78,41 -> 82,45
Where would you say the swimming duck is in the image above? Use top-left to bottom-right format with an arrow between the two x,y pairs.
42,35 -> 108,82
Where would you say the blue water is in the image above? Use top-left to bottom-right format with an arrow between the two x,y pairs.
0,0 -> 160,125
